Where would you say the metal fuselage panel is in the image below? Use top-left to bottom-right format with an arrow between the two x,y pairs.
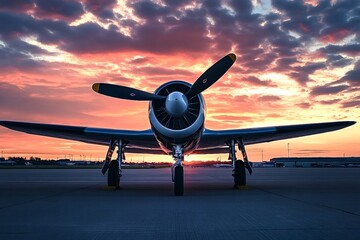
148,81 -> 206,155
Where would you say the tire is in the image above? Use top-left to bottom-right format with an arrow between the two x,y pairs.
234,160 -> 246,186
174,165 -> 184,196
108,160 -> 120,188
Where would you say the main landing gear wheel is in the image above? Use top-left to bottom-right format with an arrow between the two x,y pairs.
108,160 -> 120,189
234,160 -> 246,187
174,165 -> 184,196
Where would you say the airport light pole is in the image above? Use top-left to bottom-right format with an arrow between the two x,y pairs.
287,143 -> 290,159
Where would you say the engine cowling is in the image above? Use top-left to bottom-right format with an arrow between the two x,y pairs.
149,81 -> 205,154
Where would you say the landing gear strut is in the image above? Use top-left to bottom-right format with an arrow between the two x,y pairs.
230,139 -> 247,187
172,145 -> 184,196
106,139 -> 124,189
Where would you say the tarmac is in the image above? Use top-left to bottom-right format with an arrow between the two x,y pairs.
0,167 -> 359,240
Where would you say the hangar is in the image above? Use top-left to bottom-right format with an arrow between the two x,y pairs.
270,157 -> 360,168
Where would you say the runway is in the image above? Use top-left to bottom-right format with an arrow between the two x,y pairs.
0,167 -> 359,240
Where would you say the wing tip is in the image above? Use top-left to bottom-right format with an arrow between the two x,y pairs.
345,121 -> 356,127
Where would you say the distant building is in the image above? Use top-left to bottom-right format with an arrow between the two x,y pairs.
0,160 -> 16,166
57,159 -> 71,166
270,157 -> 360,168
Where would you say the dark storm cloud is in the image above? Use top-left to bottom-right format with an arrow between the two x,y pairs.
326,54 -> 353,68
130,1 -> 170,19
0,12 -> 39,39
289,62 -> 327,85
242,76 -> 277,87
164,0 -> 192,8
320,44 -> 360,55
0,0 -> 34,12
131,5 -> 210,54
257,95 -> 281,102
318,99 -> 341,105
275,57 -> 298,69
229,0 -> 253,16
311,84 -> 349,96
340,69 -> 360,86
56,22 -> 133,53
0,0 -> 84,21
338,60 -> 360,86
319,0 -> 360,39
296,102 -> 311,109
271,0 -> 323,41
34,0 -> 84,21
84,0 -> 117,19
0,39 -> 48,71
272,0 -> 360,49
341,100 -> 360,108
0,11 -> 130,53
0,0 -> 359,89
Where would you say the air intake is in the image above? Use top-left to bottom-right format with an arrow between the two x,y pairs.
152,82 -> 200,130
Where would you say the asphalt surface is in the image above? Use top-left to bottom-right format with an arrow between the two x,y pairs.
0,167 -> 359,240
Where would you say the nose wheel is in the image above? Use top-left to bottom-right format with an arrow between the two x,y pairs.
172,145 -> 184,196
174,165 -> 184,196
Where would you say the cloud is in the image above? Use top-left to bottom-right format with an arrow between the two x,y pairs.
84,0 -> 117,19
326,54 -> 353,68
242,76 -> 277,87
0,39 -> 48,71
296,102 -> 311,109
320,44 -> 360,56
290,62 -> 327,85
35,0 -> 84,21
311,84 -> 349,96
341,100 -> 360,108
257,95 -> 281,102
338,60 -> 360,87
0,0 -> 34,12
317,99 -> 341,105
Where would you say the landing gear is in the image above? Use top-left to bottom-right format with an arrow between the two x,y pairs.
102,139 -> 124,189
108,160 -> 120,187
230,139 -> 248,188
172,145 -> 184,196
174,165 -> 184,196
234,160 -> 246,186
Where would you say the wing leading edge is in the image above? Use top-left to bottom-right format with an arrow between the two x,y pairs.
0,121 -> 163,154
0,120 -> 356,155
197,121 -> 356,153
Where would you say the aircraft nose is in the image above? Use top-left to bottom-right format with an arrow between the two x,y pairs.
165,91 -> 188,117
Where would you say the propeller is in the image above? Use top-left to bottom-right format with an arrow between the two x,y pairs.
186,53 -> 236,98
92,53 -> 236,101
92,83 -> 166,101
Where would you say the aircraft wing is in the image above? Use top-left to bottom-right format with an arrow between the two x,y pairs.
0,121 -> 163,154
197,121 -> 356,153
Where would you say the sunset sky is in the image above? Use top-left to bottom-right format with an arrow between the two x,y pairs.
0,0 -> 359,162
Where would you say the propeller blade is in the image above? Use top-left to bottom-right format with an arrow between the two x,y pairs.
92,83 -> 165,101
186,53 -> 236,98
